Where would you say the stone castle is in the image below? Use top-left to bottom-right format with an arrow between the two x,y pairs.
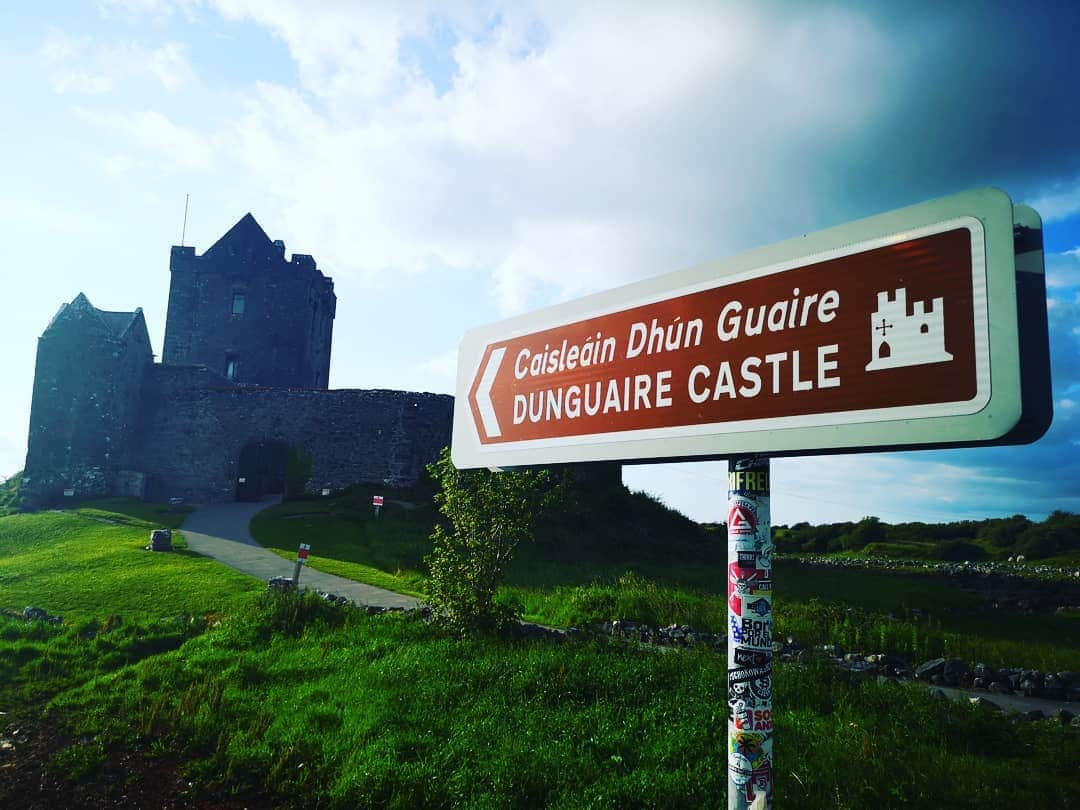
21,214 -> 453,508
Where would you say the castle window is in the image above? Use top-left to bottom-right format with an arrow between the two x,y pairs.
920,323 -> 929,334
231,292 -> 246,315
226,355 -> 239,381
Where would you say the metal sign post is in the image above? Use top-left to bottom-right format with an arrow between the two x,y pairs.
373,494 -> 384,517
727,457 -> 772,809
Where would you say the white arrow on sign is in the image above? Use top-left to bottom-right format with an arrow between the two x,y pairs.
475,346 -> 505,439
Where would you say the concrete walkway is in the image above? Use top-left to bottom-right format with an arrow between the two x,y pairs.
180,498 -> 419,610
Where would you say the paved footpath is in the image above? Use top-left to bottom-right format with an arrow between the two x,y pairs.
181,499 -> 419,610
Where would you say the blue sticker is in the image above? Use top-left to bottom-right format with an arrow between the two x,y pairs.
730,614 -> 744,643
747,597 -> 771,617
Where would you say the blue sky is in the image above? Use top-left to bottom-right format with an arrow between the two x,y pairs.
1,1 -> 1078,525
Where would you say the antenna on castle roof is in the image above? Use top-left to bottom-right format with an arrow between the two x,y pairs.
181,193 -> 190,247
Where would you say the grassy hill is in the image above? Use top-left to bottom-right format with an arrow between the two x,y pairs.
250,479 -> 1080,673
2,498 -> 1079,806
0,499 -> 261,623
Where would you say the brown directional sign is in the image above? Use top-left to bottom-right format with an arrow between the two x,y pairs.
452,188 -> 1047,469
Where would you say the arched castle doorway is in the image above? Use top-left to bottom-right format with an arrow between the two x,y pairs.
236,441 -> 289,501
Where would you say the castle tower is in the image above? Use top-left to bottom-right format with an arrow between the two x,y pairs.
163,214 -> 336,389
22,293 -> 153,506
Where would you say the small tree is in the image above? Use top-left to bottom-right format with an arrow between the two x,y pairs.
425,447 -> 559,633
285,445 -> 313,500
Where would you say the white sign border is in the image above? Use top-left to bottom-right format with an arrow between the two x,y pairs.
452,187 -> 1020,469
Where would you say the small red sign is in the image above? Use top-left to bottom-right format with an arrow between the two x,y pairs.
297,542 -> 310,562
372,495 -> 384,506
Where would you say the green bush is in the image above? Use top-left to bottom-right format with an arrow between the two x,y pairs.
1016,525 -> 1066,559
425,448 -> 562,633
935,540 -> 988,561
0,471 -> 22,515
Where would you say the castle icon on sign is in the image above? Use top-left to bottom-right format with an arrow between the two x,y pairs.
865,288 -> 953,372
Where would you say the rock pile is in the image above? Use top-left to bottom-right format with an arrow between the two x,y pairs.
597,619 -> 726,652
782,553 -> 1080,582
1,606 -> 64,625
587,618 -> 1080,706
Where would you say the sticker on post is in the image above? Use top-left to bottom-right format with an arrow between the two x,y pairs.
727,497 -> 760,548
735,707 -> 773,733
736,617 -> 772,649
744,759 -> 774,805
733,648 -> 771,668
731,731 -> 769,766
729,563 -> 771,596
746,596 -> 772,618
729,753 -> 754,787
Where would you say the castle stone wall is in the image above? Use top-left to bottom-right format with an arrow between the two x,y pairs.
138,365 -> 453,503
22,298 -> 152,507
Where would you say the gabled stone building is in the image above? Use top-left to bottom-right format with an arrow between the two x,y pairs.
22,215 -> 453,508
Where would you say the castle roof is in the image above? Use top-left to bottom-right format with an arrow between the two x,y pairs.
99,309 -> 143,337
46,292 -> 144,339
201,213 -> 282,266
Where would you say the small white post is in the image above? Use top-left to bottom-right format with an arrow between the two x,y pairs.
293,542 -> 311,586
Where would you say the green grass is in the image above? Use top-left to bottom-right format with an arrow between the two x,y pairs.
0,499 -> 261,623
2,502 -> 1078,806
251,486 -> 433,597
44,592 -> 1080,809
249,484 -> 1080,672
0,499 -> 264,713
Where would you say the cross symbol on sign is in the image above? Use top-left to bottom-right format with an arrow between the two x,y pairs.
876,319 -> 893,336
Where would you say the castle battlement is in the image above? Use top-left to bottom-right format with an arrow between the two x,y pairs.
865,287 -> 953,372
876,289 -> 904,308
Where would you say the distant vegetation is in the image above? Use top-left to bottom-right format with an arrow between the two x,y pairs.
253,474 -> 1080,673
768,511 -> 1080,562
0,471 -> 22,516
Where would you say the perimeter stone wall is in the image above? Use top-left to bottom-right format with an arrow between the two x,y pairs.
138,365 -> 453,502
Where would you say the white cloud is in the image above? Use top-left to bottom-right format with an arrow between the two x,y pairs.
95,0 -> 200,20
1027,177 -> 1080,223
75,108 -> 215,171
136,2 -> 889,316
418,348 -> 460,381
39,29 -> 194,95
1046,251 -> 1080,290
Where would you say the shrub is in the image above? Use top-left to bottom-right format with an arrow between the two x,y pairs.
935,540 -> 988,562
285,446 -> 313,500
1015,524 -> 1068,560
425,448 -> 562,633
